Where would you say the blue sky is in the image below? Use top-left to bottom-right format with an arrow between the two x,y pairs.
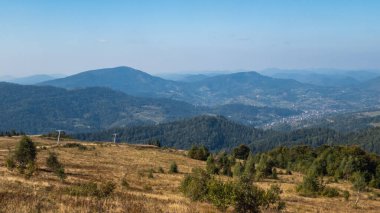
0,0 -> 379,76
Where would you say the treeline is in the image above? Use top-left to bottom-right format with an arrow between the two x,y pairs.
264,145 -> 380,186
75,115 -> 263,151
0,130 -> 26,137
73,114 -> 380,154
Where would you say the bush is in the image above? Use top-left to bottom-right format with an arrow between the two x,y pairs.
232,162 -> 244,177
296,174 -> 322,197
147,139 -> 161,147
351,172 -> 367,192
121,177 -> 129,188
158,166 -> 164,173
180,168 -> 210,201
343,190 -> 350,201
255,154 -> 274,180
233,144 -> 251,160
216,152 -> 234,177
14,136 -> 37,174
188,145 -> 210,161
67,181 -> 116,198
143,185 -> 153,191
206,155 -> 218,174
243,153 -> 255,181
5,155 -> 16,170
24,162 -> 37,178
321,187 -> 340,197
63,143 -> 87,150
180,168 -> 285,212
46,152 -> 66,181
233,180 -> 264,213
263,184 -> 286,211
169,162 -> 178,173
147,169 -> 154,178
98,181 -> 116,197
207,179 -> 234,211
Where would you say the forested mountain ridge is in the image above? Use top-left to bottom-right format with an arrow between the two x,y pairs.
75,115 -> 263,151
39,66 -> 185,98
74,115 -> 380,154
39,66 -> 380,111
0,82 -> 300,133
0,82 -> 199,133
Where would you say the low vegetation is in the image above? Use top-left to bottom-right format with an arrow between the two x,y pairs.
1,136 -> 380,212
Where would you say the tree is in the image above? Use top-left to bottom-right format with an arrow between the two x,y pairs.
14,136 -> 37,175
243,153 -> 256,181
351,172 -> 367,206
206,155 -> 218,174
233,180 -> 264,213
216,152 -> 234,176
188,145 -> 210,161
180,168 -> 210,201
207,179 -> 234,211
233,144 -> 251,160
296,173 -> 322,197
46,152 -> 66,181
255,154 -> 274,180
232,162 -> 244,178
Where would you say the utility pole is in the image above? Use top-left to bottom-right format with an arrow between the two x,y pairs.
56,130 -> 63,145
112,133 -> 117,144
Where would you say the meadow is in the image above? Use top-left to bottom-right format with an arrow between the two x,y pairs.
1,136 -> 380,212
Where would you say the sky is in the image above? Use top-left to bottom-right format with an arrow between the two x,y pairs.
0,0 -> 380,76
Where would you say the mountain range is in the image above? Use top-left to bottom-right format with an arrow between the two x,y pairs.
40,66 -> 380,111
0,82 -> 298,133
1,74 -> 64,85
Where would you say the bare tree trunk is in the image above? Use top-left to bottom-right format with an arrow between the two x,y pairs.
355,190 -> 360,207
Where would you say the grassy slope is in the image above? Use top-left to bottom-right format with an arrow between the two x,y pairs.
1,136 -> 380,212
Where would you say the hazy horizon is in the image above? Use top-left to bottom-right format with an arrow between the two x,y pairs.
1,1 -> 380,76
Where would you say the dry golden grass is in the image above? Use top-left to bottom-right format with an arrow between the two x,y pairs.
1,136 -> 380,213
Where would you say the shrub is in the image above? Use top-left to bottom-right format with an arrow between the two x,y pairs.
188,145 -> 210,161
98,181 -> 116,197
169,162 -> 178,173
263,184 -> 285,210
180,168 -> 210,201
121,177 -> 129,188
24,162 -> 37,178
216,152 -> 234,177
158,166 -> 164,173
46,152 -> 66,181
67,181 -> 116,198
5,155 -> 16,170
180,168 -> 285,212
243,153 -> 255,181
343,190 -> 350,201
351,172 -> 367,192
271,168 -> 278,179
147,139 -> 161,147
63,143 -> 87,150
14,136 -> 37,175
321,187 -> 339,197
206,155 -> 218,174
143,185 -> 153,191
148,169 -> 154,178
296,174 -> 322,197
255,154 -> 274,180
233,180 -> 264,213
207,179 -> 234,211
232,162 -> 244,177
232,144 -> 251,160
